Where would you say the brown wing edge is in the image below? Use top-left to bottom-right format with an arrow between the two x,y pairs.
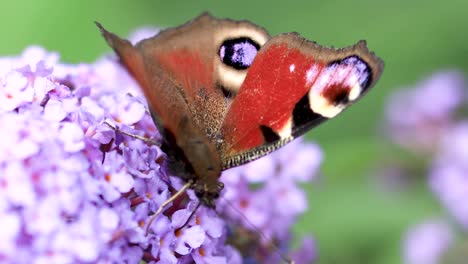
95,22 -> 150,95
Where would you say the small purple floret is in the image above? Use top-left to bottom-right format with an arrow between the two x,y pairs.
403,220 -> 453,264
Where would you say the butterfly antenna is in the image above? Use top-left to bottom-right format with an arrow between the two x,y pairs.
103,121 -> 160,146
175,202 -> 201,233
219,197 -> 295,264
145,180 -> 193,235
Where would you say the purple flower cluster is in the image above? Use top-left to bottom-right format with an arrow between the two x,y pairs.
430,121 -> 468,223
383,70 -> 468,263
221,138 -> 321,263
384,70 -> 466,154
0,37 -> 320,263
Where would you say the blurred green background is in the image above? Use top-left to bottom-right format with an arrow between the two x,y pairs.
2,1 -> 466,263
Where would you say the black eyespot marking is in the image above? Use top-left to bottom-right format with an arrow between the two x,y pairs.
333,90 -> 349,105
217,83 -> 235,99
259,125 -> 280,143
292,93 -> 327,136
219,37 -> 260,70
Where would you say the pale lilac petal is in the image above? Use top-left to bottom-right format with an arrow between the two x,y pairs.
291,237 -> 317,264
172,209 -> 193,229
175,225 -> 206,255
241,154 -> 275,182
99,207 -> 120,231
384,70 -> 466,153
122,246 -> 144,264
81,96 -> 105,121
194,255 -> 226,264
282,141 -> 323,182
43,99 -> 67,121
33,76 -> 55,102
159,248 -> 179,264
117,100 -> 146,125
72,237 -> 100,262
403,220 -> 453,264
430,165 -> 468,229
437,122 -> 468,165
0,70 -> 33,111
269,180 -> 308,215
111,169 -> 134,193
11,138 -> 39,159
19,46 -> 59,70
101,183 -> 122,202
4,162 -> 36,206
0,213 -> 20,255
58,122 -> 85,152
26,196 -> 62,235
199,209 -> 224,238
34,252 -> 73,264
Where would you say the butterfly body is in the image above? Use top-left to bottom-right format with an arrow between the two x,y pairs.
96,13 -> 383,208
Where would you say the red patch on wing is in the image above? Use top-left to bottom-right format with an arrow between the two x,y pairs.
222,44 -> 325,152
156,49 -> 214,99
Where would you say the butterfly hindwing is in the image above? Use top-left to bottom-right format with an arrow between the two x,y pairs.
220,33 -> 384,169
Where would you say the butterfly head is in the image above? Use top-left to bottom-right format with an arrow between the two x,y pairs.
193,181 -> 224,208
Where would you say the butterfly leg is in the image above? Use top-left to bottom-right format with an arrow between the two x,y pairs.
174,202 -> 201,233
145,180 -> 193,235
104,121 -> 160,146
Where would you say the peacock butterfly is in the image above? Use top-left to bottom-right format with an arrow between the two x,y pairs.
96,13 -> 383,212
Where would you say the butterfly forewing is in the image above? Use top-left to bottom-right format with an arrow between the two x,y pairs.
220,33 -> 383,169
